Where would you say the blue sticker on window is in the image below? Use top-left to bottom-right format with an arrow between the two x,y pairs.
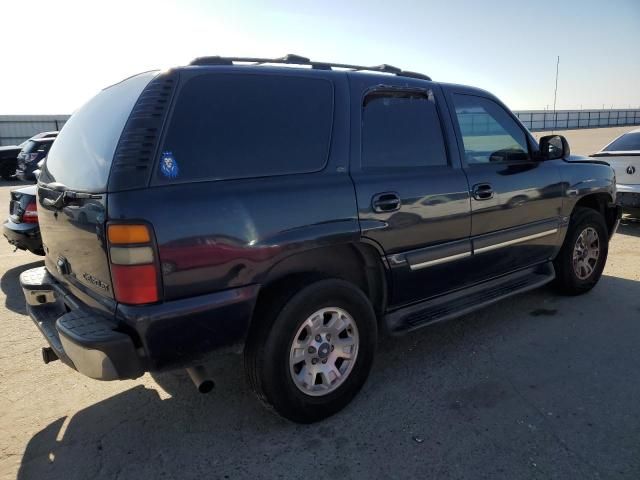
160,151 -> 179,179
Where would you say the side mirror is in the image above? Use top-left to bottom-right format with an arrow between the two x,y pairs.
539,135 -> 570,160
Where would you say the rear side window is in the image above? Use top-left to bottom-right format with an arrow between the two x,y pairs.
604,132 -> 640,151
361,92 -> 447,169
157,74 -> 334,183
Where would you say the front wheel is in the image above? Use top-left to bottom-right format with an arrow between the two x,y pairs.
553,207 -> 609,295
245,279 -> 377,423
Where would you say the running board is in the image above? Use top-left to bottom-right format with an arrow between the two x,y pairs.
385,263 -> 555,335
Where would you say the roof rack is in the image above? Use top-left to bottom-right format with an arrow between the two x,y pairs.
188,54 -> 431,81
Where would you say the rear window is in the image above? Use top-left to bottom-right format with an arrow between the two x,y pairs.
604,132 -> 640,151
156,73 -> 334,183
41,71 -> 158,192
21,140 -> 39,154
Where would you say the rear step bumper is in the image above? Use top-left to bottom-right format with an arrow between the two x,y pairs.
20,267 -> 143,380
20,266 -> 260,380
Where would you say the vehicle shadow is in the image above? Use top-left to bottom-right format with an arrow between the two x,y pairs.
1,260 -> 44,314
16,274 -> 640,479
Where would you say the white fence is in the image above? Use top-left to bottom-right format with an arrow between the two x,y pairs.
0,115 -> 70,146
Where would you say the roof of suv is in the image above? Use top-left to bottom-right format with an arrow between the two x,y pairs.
180,55 -> 498,100
186,54 -> 432,81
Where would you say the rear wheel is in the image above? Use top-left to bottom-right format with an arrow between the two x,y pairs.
553,207 -> 608,295
245,279 -> 377,423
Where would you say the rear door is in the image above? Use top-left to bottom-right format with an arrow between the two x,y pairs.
37,71 -> 158,311
447,91 -> 564,278
349,76 -> 472,307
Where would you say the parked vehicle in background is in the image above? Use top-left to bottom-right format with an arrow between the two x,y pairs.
0,131 -> 57,180
20,55 -> 621,423
15,137 -> 55,182
592,127 -> 640,215
3,185 -> 42,255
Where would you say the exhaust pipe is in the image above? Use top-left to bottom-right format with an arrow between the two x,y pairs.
186,365 -> 215,393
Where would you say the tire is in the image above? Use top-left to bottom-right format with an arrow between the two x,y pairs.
553,207 -> 609,295
245,278 -> 377,423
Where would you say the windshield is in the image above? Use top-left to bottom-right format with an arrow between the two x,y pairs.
41,71 -> 158,192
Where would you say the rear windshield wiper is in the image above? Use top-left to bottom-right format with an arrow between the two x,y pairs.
40,182 -> 102,209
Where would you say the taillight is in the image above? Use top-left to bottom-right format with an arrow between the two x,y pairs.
107,223 -> 159,304
23,201 -> 38,224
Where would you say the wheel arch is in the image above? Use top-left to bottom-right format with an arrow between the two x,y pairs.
249,242 -> 389,339
573,192 -> 618,237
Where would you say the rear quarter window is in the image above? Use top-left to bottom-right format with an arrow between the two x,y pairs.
155,73 -> 334,183
41,71 -> 158,192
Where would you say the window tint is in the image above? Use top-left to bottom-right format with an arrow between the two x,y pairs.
43,71 -> 158,192
453,94 -> 530,164
604,132 -> 640,151
158,74 -> 334,182
361,92 -> 447,168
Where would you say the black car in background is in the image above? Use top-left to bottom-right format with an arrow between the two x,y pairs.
3,185 -> 43,255
0,131 -> 57,180
15,137 -> 55,182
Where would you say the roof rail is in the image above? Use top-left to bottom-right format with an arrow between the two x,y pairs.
188,54 -> 431,81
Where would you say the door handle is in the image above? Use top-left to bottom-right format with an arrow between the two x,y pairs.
372,192 -> 401,213
472,183 -> 494,201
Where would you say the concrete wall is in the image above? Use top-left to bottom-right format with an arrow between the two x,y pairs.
0,115 -> 71,146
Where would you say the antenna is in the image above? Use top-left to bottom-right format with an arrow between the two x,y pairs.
552,56 -> 560,134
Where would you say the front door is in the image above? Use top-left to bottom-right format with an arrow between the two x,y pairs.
349,81 -> 471,307
448,92 -> 564,279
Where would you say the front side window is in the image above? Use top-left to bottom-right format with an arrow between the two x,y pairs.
453,94 -> 530,164
157,74 -> 334,182
361,92 -> 448,169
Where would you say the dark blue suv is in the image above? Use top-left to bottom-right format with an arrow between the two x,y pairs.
21,55 -> 621,422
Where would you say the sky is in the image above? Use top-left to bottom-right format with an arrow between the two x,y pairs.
1,0 -> 639,114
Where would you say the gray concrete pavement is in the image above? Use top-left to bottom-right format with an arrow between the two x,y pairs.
1,126 -> 639,480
